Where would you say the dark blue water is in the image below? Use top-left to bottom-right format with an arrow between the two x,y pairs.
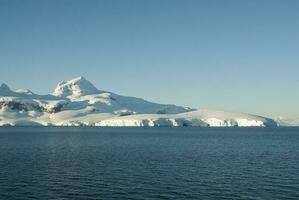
0,127 -> 299,200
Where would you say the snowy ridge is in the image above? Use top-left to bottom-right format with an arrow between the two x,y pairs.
0,77 -> 277,127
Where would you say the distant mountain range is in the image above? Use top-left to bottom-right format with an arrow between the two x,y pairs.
0,76 -> 289,127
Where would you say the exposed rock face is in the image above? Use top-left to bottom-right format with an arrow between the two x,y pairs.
0,100 -> 64,113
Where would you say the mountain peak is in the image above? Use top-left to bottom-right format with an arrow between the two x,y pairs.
0,83 -> 15,96
71,76 -> 87,82
0,83 -> 10,90
52,76 -> 99,97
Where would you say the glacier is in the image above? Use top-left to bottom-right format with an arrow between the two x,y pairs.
0,77 -> 277,127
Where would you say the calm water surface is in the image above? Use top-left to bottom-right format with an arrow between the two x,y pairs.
0,127 -> 299,200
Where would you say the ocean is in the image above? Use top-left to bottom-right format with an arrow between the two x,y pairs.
0,127 -> 298,200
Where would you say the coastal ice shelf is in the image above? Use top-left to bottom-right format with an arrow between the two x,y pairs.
0,77 -> 278,127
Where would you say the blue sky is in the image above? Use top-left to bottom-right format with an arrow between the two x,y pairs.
0,0 -> 298,118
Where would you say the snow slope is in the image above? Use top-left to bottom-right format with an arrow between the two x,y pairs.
275,117 -> 299,127
0,77 -> 277,127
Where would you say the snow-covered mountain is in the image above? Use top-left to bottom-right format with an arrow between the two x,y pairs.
275,117 -> 299,127
0,77 -> 277,127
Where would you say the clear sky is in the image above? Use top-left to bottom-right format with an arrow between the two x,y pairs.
0,0 -> 298,118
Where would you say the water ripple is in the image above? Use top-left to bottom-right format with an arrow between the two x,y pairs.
0,127 -> 299,200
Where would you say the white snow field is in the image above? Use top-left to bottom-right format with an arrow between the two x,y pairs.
0,77 -> 277,127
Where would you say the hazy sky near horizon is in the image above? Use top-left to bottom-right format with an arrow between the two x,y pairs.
0,0 -> 298,118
